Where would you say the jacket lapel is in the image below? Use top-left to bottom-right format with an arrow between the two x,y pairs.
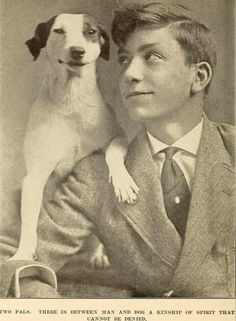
170,117 -> 234,294
115,127 -> 182,268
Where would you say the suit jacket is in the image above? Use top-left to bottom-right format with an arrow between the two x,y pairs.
0,116 -> 235,297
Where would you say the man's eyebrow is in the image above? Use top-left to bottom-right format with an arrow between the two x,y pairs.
138,42 -> 161,52
118,42 -> 162,55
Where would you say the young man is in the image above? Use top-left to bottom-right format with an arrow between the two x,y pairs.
1,2 -> 235,298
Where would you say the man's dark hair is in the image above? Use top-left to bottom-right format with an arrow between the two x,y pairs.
112,2 -> 217,95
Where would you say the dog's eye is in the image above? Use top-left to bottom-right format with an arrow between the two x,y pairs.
87,29 -> 97,35
53,28 -> 65,34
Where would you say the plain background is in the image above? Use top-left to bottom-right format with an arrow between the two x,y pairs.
0,0 -> 235,230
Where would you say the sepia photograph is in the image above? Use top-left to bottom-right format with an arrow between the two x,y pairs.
0,0 -> 235,310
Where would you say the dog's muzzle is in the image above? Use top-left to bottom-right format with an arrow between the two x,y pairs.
58,46 -> 86,67
70,46 -> 85,61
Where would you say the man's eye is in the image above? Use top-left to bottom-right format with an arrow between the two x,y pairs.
53,28 -> 65,34
87,29 -> 97,35
145,52 -> 162,61
118,55 -> 130,65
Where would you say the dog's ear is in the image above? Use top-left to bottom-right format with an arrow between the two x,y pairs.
25,16 -> 57,61
99,26 -> 110,61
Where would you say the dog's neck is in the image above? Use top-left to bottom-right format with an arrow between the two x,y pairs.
40,61 -> 105,116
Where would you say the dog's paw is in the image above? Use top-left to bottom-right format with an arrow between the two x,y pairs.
110,170 -> 139,203
90,253 -> 110,269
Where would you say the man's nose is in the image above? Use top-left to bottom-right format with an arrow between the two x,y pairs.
70,46 -> 85,60
123,58 -> 144,83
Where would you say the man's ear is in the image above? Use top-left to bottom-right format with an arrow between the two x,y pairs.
190,61 -> 212,95
98,26 -> 110,61
25,16 -> 57,61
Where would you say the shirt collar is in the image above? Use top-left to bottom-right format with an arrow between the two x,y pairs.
147,118 -> 204,156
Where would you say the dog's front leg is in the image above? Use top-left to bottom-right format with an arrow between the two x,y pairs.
9,173 -> 49,261
105,136 -> 139,203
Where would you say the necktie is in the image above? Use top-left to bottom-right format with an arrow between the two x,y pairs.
160,147 -> 191,239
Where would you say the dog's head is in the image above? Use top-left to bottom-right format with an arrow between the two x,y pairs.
25,13 -> 110,69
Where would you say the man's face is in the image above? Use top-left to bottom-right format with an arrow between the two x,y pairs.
118,26 -> 195,123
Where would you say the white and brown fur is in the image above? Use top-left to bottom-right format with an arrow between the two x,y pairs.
10,14 -> 139,264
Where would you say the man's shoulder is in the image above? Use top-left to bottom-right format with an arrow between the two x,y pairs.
210,120 -> 235,165
73,151 -> 108,181
215,121 -> 235,136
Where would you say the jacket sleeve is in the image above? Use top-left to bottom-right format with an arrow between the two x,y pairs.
36,152 -> 108,272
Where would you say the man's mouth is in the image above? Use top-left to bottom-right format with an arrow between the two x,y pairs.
126,91 -> 154,98
58,59 -> 87,67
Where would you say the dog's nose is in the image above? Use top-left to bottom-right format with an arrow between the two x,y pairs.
70,47 -> 85,60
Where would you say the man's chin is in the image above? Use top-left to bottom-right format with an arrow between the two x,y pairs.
127,109 -> 150,122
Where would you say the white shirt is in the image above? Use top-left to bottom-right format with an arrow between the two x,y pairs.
147,119 -> 203,191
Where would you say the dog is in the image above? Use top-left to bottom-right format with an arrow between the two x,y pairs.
10,13 -> 139,266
